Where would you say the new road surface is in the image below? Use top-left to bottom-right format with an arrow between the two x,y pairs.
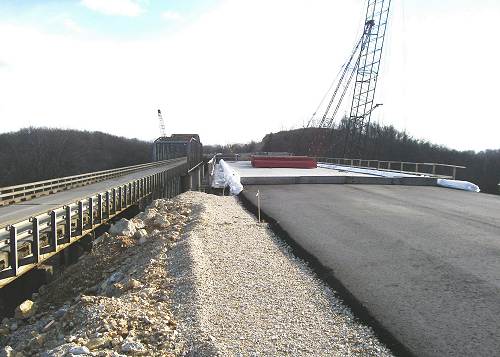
242,184 -> 500,357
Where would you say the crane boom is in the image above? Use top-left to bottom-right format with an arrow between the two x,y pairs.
157,109 -> 166,137
343,0 -> 391,156
307,0 -> 391,157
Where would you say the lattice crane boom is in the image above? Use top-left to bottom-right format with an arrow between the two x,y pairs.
307,0 -> 391,157
157,109 -> 166,137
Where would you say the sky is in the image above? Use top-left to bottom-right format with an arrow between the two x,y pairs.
0,0 -> 499,151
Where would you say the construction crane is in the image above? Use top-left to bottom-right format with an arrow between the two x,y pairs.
157,109 -> 166,137
307,0 -> 391,157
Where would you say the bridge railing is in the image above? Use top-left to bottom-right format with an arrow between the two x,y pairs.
0,157 -> 188,288
0,159 -> 180,207
316,157 -> 466,179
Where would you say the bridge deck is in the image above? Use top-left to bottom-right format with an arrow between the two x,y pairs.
227,161 -> 437,186
0,158 -> 187,229
242,185 -> 500,357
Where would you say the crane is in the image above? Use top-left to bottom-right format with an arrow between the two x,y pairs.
157,109 -> 166,137
307,0 -> 391,157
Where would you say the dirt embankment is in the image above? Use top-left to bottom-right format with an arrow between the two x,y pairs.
1,198 -> 191,357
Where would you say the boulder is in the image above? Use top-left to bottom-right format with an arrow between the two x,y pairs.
152,214 -> 170,229
14,300 -> 37,320
134,229 -> 148,240
0,346 -> 14,357
130,217 -> 145,229
123,278 -> 142,291
137,208 -> 158,222
85,337 -> 111,350
68,345 -> 90,355
109,219 -> 136,237
121,339 -> 146,355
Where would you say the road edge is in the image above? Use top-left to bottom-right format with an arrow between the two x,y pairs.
238,191 -> 416,357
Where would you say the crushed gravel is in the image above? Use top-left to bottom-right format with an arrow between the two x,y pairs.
2,191 -> 394,356
170,191 -> 394,356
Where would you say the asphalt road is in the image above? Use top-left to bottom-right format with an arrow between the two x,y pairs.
242,184 -> 500,357
0,158 -> 186,228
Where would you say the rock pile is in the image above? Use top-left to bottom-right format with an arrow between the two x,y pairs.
1,198 -> 192,357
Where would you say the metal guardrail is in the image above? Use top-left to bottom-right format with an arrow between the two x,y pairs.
0,160 -> 182,207
316,157 -> 466,179
0,157 -> 189,288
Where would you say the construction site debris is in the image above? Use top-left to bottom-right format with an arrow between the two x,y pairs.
0,198 -> 191,356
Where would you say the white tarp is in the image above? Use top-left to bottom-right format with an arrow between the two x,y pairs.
437,179 -> 480,192
319,162 -> 480,192
211,159 -> 243,195
317,163 -> 419,178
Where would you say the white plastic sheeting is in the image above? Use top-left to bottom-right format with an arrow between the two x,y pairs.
437,179 -> 480,192
317,163 -> 420,178
211,159 -> 243,195
319,163 -> 480,193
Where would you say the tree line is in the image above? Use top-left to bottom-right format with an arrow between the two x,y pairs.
260,123 -> 500,194
0,127 -> 152,187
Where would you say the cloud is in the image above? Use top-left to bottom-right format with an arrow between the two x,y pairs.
62,18 -> 84,33
1,1 -> 499,150
80,0 -> 144,17
161,10 -> 183,21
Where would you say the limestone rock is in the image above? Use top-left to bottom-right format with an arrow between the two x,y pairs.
109,219 -> 136,237
152,214 -> 170,229
14,300 -> 37,320
0,346 -> 15,357
121,339 -> 146,355
134,229 -> 148,240
86,336 -> 111,350
68,345 -> 90,355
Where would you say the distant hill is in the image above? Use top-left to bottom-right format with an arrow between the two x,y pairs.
260,125 -> 500,194
0,127 -> 152,187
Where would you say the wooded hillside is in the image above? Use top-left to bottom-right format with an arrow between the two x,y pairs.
260,125 -> 500,194
0,128 -> 152,187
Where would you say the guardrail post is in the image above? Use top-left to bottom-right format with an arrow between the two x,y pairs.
452,167 -> 457,179
415,163 -> 419,173
117,187 -> 122,211
123,186 -> 127,208
400,162 -> 404,172
432,164 -> 436,175
65,206 -> 72,243
50,210 -> 58,252
88,197 -> 94,228
167,172 -> 171,198
98,194 -> 103,223
32,218 -> 40,263
9,225 -> 18,276
105,191 -> 110,219
78,201 -> 84,234
112,188 -> 117,213
197,167 -> 201,190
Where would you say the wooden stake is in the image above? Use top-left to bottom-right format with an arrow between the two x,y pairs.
257,189 -> 261,223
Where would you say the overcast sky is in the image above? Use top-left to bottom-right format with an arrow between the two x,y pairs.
0,0 -> 499,151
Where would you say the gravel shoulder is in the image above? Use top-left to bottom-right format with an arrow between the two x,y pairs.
170,192 -> 393,356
